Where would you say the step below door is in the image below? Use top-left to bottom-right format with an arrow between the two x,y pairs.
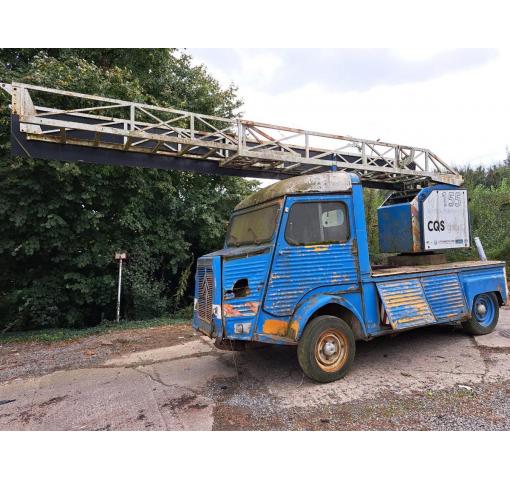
377,278 -> 436,330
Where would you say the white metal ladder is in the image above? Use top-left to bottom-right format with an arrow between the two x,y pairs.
0,82 -> 462,188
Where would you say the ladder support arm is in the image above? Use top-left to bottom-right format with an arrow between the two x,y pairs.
1,82 -> 463,189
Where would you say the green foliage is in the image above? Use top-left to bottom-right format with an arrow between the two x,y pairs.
363,188 -> 386,262
124,248 -> 170,321
0,49 -> 257,330
171,254 -> 194,313
445,163 -> 510,266
447,175 -> 510,266
459,162 -> 510,191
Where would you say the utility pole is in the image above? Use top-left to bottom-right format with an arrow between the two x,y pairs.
114,252 -> 127,323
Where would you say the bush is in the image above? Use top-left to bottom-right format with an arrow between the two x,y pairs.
124,251 -> 169,320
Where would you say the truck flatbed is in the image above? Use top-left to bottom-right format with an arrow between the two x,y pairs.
371,260 -> 505,278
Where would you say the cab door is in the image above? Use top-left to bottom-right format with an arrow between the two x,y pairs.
263,195 -> 359,317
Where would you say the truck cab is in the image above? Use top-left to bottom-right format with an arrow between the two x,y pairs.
192,172 -> 508,383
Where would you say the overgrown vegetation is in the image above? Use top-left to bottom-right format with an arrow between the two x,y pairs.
363,188 -> 387,263
448,160 -> 510,265
0,49 -> 257,331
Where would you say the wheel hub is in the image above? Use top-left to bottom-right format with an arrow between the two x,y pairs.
315,329 -> 348,373
472,293 -> 497,328
323,340 -> 337,357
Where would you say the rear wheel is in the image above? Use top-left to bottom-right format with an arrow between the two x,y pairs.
297,315 -> 355,383
462,292 -> 499,335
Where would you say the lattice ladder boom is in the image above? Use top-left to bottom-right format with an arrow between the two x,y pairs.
0,81 -> 463,189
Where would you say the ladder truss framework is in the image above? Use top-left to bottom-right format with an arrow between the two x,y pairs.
1,82 -> 462,189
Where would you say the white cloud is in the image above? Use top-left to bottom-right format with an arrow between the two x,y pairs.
393,48 -> 450,61
191,48 -> 510,169
236,50 -> 283,90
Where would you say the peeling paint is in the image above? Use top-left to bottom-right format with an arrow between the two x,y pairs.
264,240 -> 358,317
289,320 -> 299,339
245,301 -> 260,314
223,304 -> 242,318
262,319 -> 289,336
377,279 -> 435,329
304,245 -> 331,252
410,199 -> 421,253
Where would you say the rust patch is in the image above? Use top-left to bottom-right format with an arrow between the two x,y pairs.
245,301 -> 260,314
332,273 -> 350,282
234,174 -> 353,212
289,320 -> 299,339
410,201 -> 421,253
262,319 -> 289,336
304,245 -> 331,252
224,301 -> 260,318
223,304 -> 242,318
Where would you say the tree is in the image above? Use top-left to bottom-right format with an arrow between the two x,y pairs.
0,49 -> 257,330
446,162 -> 510,266
363,188 -> 386,261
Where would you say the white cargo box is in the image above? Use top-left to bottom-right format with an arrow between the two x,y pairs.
378,187 -> 471,253
422,189 -> 470,250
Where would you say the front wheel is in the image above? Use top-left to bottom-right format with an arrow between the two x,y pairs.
297,315 -> 355,383
462,292 -> 499,335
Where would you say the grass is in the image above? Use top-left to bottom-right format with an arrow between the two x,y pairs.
0,316 -> 191,344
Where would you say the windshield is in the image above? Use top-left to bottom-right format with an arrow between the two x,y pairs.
226,203 -> 280,247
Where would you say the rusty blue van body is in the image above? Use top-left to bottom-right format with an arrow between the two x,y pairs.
192,172 -> 508,381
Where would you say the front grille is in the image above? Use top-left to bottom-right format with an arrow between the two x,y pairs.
196,260 -> 213,324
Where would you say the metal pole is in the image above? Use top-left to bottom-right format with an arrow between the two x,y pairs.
474,237 -> 487,262
116,258 -> 123,323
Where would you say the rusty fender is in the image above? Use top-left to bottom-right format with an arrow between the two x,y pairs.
290,294 -> 367,341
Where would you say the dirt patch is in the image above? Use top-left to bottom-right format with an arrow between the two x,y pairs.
0,323 -> 195,382
161,394 -> 198,410
38,395 -> 68,408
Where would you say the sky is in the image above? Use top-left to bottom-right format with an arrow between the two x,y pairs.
189,48 -> 510,170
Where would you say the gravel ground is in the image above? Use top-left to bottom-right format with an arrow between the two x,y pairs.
212,375 -> 510,430
204,343 -> 510,430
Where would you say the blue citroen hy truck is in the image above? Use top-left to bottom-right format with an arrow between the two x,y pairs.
1,82 -> 504,382
193,172 -> 508,382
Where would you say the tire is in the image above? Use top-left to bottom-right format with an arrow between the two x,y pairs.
297,315 -> 355,383
462,292 -> 499,335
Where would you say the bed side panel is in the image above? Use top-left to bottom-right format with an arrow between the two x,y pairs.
459,266 -> 508,308
421,273 -> 468,321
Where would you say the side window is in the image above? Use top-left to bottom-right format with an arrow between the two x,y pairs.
285,201 -> 350,245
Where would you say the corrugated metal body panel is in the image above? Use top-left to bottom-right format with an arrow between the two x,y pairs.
222,252 -> 270,320
421,274 -> 468,320
264,244 -> 358,316
377,279 -> 435,329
